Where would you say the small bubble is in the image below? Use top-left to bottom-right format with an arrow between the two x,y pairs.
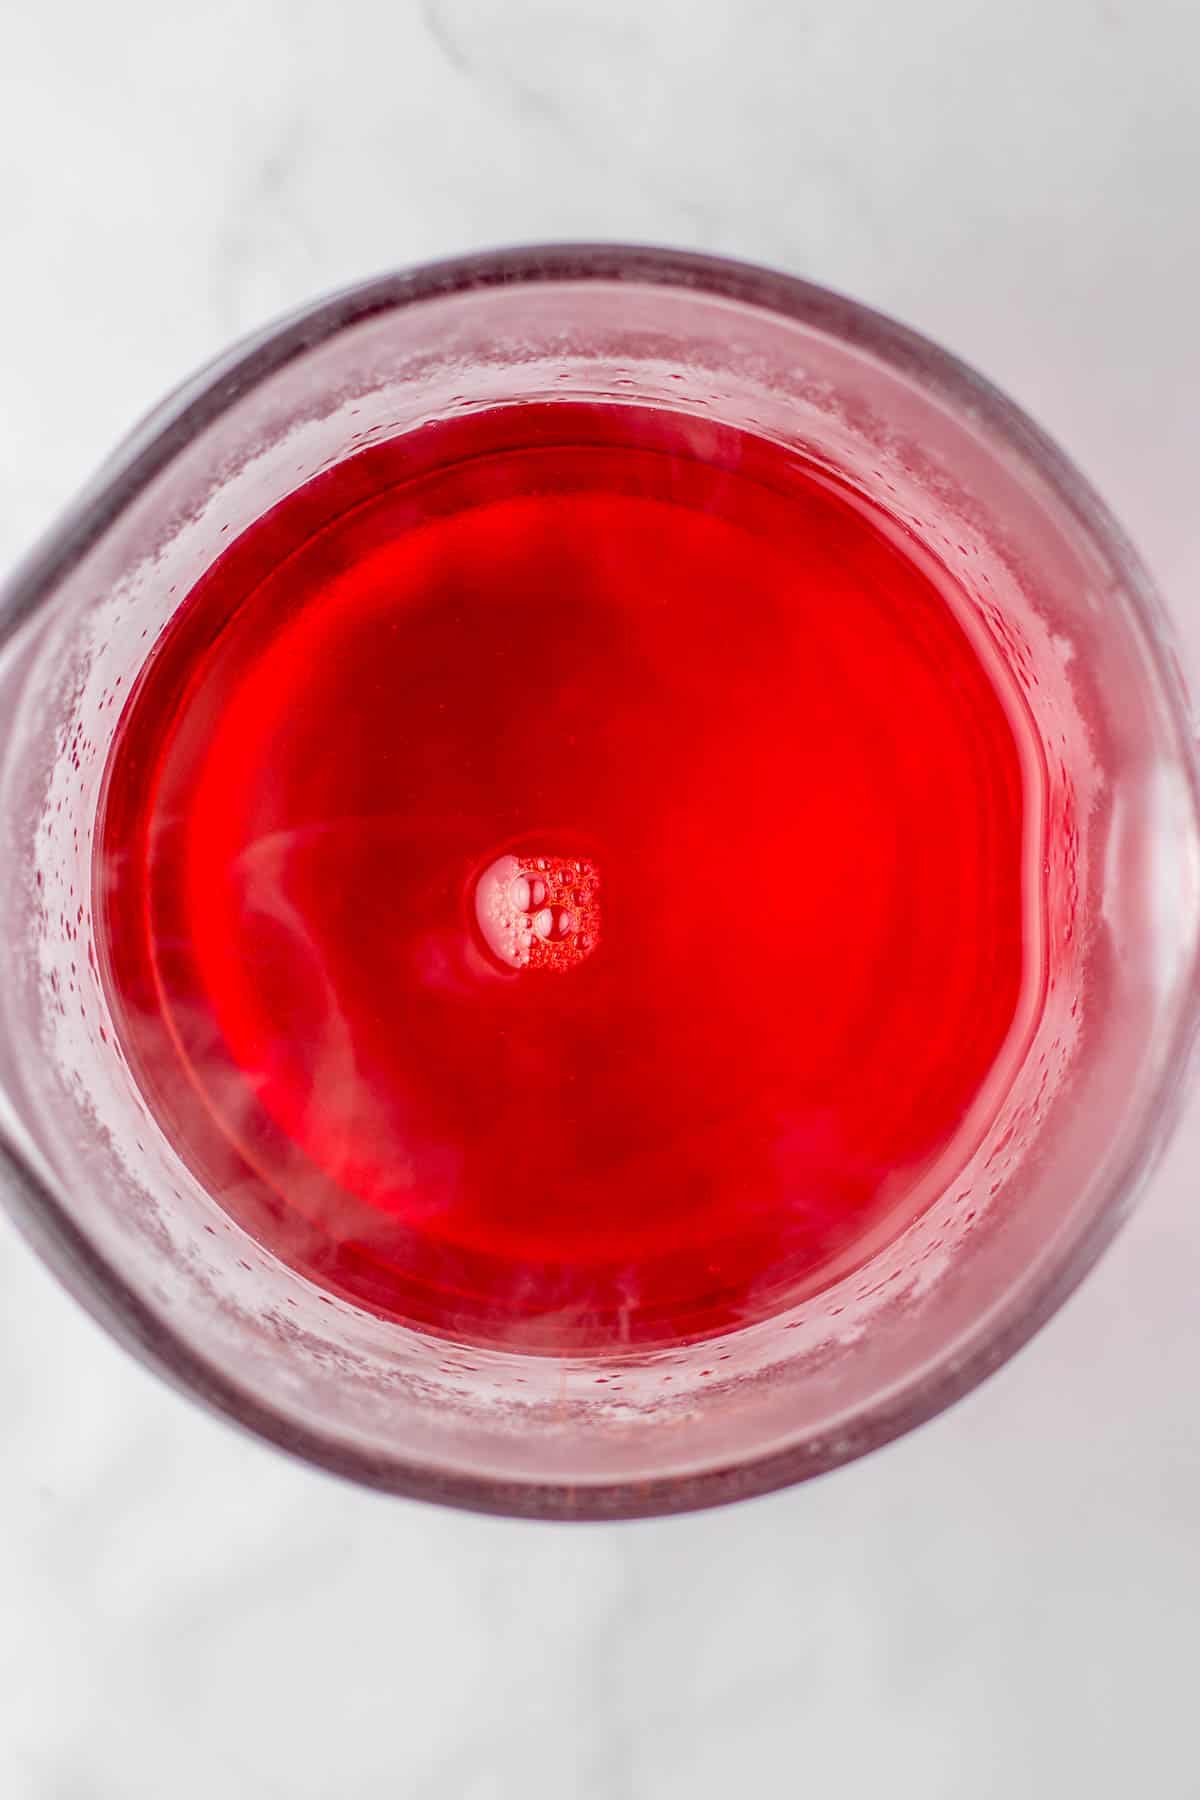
509,874 -> 546,911
534,907 -> 575,942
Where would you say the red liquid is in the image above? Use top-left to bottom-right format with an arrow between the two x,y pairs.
96,403 -> 1035,1351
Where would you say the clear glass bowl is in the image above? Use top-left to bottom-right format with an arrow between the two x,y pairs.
1,244 -> 1198,1518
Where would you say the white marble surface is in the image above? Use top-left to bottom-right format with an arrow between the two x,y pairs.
3,1 -> 1200,1793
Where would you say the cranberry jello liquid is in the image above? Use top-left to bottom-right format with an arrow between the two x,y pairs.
96,398 -> 1038,1352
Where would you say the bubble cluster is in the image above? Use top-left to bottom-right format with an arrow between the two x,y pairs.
474,851 -> 601,972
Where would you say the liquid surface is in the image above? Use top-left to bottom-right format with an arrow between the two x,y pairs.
97,403 -> 1034,1350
